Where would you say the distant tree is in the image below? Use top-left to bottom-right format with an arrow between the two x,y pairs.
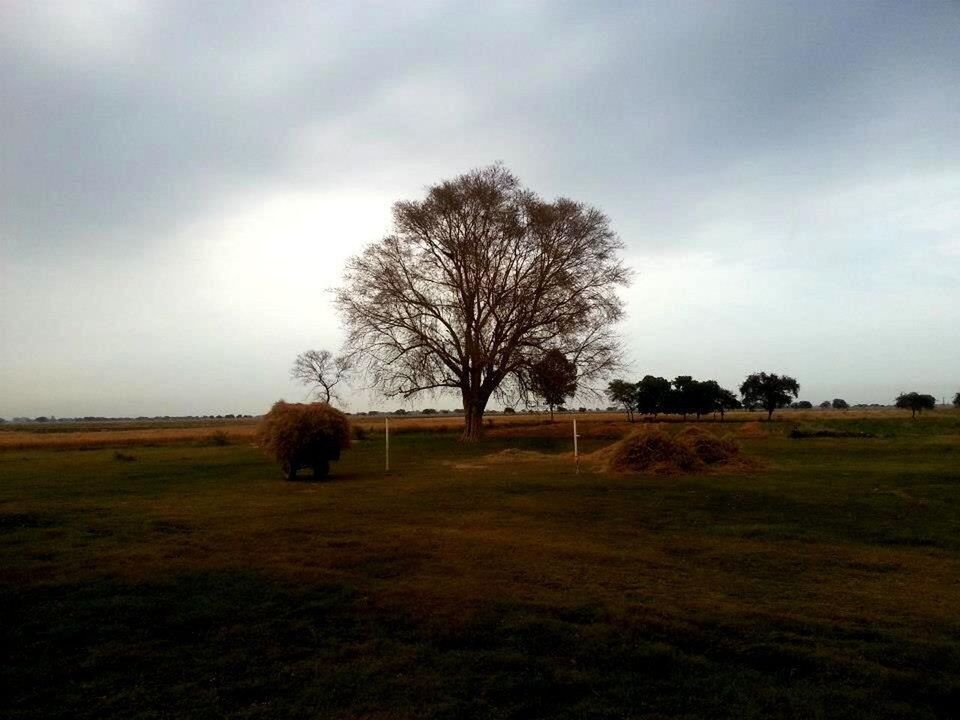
421,408 -> 437,415
953,392 -> 960,408
607,379 -> 638,422
795,400 -> 813,409
819,401 -> 831,409
578,407 -> 587,413
393,408 -> 408,415
291,349 -> 352,405
668,376 -> 698,420
739,372 -> 800,421
713,386 -> 742,420
635,375 -> 672,418
832,398 -> 849,410
895,392 -> 936,419
502,407 -> 516,414
529,349 -> 578,421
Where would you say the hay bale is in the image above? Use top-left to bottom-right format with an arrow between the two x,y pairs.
606,429 -> 704,474
685,432 -> 739,464
256,401 -> 351,480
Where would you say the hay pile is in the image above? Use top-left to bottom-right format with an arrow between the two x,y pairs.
256,401 -> 351,480
599,427 -> 742,475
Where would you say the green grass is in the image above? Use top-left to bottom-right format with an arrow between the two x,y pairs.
2,421 -> 959,719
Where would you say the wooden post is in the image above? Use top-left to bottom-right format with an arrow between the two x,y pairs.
573,418 -> 580,474
385,417 -> 390,472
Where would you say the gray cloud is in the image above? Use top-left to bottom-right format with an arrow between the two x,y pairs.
2,0 -> 958,416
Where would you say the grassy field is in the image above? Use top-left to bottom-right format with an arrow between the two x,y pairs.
2,413 -> 959,718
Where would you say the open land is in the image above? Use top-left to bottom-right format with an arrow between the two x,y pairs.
2,411 -> 959,719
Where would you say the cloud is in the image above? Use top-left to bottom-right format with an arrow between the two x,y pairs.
2,0 -> 958,416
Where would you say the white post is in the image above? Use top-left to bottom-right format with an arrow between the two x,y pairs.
573,418 -> 580,474
385,417 -> 390,473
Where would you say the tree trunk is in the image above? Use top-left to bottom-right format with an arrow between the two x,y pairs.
550,405 -> 555,421
461,392 -> 489,441
767,408 -> 774,421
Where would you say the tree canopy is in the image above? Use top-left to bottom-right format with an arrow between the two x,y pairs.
336,164 -> 628,440
953,392 -> 960,408
739,372 -> 800,420
895,392 -> 936,419
607,379 -> 637,422
290,350 -> 351,405
529,349 -> 578,420
832,398 -> 849,410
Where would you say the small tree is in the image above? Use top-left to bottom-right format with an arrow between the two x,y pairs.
895,392 -> 936,419
819,400 -> 831,409
953,392 -> 960,408
291,350 -> 351,405
739,372 -> 800,421
635,375 -> 672,418
529,349 -> 578,421
713,386 -> 742,420
668,376 -> 698,420
832,398 -> 849,410
607,379 -> 638,422
795,400 -> 813,409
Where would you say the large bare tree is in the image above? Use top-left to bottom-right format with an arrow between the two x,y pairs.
336,165 -> 629,440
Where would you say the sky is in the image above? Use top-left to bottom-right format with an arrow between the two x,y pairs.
1,0 -> 958,418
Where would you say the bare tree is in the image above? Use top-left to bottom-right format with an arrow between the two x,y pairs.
336,164 -> 629,440
290,349 -> 351,405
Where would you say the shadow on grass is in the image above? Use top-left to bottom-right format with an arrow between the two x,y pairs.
3,570 -> 958,720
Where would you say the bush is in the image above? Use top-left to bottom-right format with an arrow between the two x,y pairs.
421,408 -> 437,415
207,430 -> 230,446
256,401 -> 351,480
502,407 -> 516,414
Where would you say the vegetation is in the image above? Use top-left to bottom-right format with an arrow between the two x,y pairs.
290,349 -> 352,404
833,398 -> 850,410
2,414 -> 959,718
255,401 -> 351,480
740,372 -> 800,420
335,164 -> 629,441
528,349 -> 578,420
895,391 -> 937,419
953,391 -> 960,408
606,379 -> 638,421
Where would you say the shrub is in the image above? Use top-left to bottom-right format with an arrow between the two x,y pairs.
421,408 -> 437,415
207,430 -> 230,446
502,407 -> 516,414
256,401 -> 351,480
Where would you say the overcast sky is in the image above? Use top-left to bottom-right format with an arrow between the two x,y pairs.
1,1 -> 958,417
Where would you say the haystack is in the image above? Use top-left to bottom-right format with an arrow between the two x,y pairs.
256,401 -> 351,480
597,427 -> 743,474
605,429 -> 703,474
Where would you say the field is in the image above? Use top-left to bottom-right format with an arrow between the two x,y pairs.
2,412 -> 959,719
